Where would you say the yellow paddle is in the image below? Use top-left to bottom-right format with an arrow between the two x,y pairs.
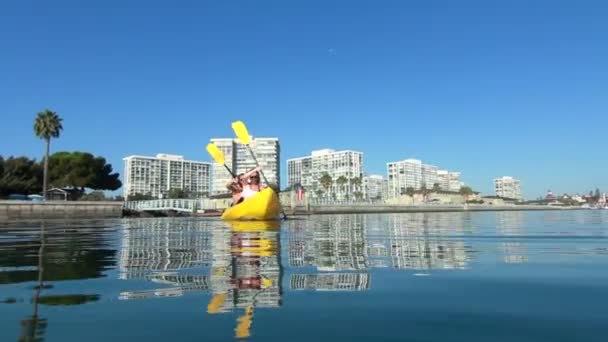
235,305 -> 254,339
231,120 -> 288,220
206,143 -> 237,178
207,293 -> 226,314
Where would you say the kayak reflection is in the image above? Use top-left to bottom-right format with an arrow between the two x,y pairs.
207,220 -> 281,339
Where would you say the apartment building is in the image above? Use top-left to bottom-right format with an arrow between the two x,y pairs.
287,149 -> 363,199
387,158 -> 462,198
123,153 -> 210,199
437,170 -> 462,192
209,137 -> 280,195
494,176 -> 523,200
363,174 -> 384,200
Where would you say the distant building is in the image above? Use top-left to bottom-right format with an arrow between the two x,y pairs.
387,159 -> 461,198
123,154 -> 211,199
210,137 -> 280,195
363,175 -> 384,200
381,179 -> 390,201
437,170 -> 462,192
287,149 -> 363,200
494,176 -> 522,200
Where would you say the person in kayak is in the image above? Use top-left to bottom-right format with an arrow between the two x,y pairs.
227,175 -> 244,206
227,167 -> 263,205
241,166 -> 263,200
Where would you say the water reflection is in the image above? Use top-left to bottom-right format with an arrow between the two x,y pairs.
0,220 -> 117,285
118,219 -> 213,299
118,219 -> 282,339
496,211 -> 528,264
18,222 -> 48,342
209,221 -> 281,339
2,211 -> 607,340
288,213 -> 473,273
0,221 -> 115,341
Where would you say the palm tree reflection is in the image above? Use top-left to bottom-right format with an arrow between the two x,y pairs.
19,222 -> 48,342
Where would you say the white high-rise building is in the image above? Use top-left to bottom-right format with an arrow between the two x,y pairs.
387,159 -> 462,198
437,170 -> 462,192
363,175 -> 384,200
210,137 -> 280,195
287,149 -> 363,199
422,164 -> 438,189
494,176 -> 522,200
123,154 -> 211,199
386,159 -> 422,198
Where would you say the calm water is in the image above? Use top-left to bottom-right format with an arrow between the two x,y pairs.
1,211 -> 608,341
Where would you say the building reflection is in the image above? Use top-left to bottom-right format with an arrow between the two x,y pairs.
118,219 -> 215,299
496,211 -> 528,264
290,273 -> 369,291
116,214 -> 479,338
287,213 -> 473,272
117,219 -> 282,339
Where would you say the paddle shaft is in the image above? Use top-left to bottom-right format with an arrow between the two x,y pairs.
245,145 -> 269,185
245,144 -> 288,220
224,164 -> 237,178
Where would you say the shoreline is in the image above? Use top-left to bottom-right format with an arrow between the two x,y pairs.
0,200 -> 123,220
289,204 -> 589,215
0,201 -> 595,220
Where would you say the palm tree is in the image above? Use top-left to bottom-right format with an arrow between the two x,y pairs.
34,109 -> 63,200
421,184 -> 429,201
319,173 -> 333,199
336,176 -> 348,200
350,176 -> 362,194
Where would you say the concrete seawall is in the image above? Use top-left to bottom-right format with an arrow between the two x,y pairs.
289,204 -> 583,215
0,201 -> 123,220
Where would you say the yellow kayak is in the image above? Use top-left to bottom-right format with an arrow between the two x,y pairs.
229,220 -> 280,231
221,187 -> 281,221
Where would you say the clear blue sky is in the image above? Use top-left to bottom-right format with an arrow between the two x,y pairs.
1,0 -> 607,199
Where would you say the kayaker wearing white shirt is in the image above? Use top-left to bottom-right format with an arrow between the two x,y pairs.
241,166 -> 264,200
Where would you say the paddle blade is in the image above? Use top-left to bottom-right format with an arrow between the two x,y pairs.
235,306 -> 254,339
231,121 -> 251,145
207,294 -> 226,314
206,143 -> 225,165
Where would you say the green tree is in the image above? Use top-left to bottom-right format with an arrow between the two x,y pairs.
0,156 -> 43,196
168,188 -> 187,199
354,191 -> 364,200
315,189 -> 324,198
38,294 -> 100,306
34,109 -> 63,200
432,183 -> 441,192
128,193 -> 154,201
405,187 -> 415,198
48,152 -> 121,196
319,173 -> 333,198
459,186 -> 473,201
80,190 -> 106,201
